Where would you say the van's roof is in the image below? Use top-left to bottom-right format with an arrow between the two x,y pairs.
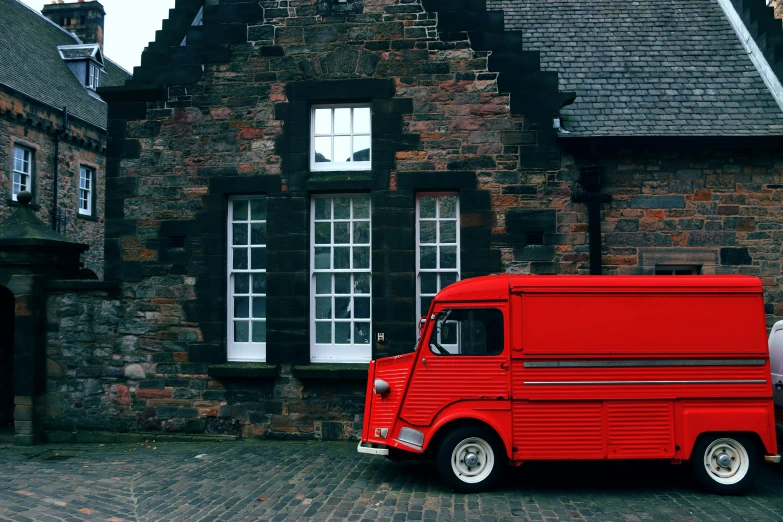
436,275 -> 763,301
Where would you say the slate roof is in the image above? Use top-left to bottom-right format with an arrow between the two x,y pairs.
0,0 -> 131,129
487,0 -> 783,136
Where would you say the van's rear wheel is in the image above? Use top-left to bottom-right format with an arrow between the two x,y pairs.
691,434 -> 759,495
436,426 -> 504,493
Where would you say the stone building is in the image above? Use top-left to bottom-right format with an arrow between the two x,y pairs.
5,0 -> 783,443
0,0 -> 129,441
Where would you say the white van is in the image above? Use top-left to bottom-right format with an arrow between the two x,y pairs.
768,321 -> 783,447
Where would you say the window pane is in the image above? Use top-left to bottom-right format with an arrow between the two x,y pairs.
334,136 -> 351,163
421,273 -> 438,294
334,107 -> 351,134
354,274 -> 370,294
334,222 -> 350,244
251,248 -> 266,270
251,223 -> 266,245
353,197 -> 370,219
353,247 -> 370,269
234,321 -> 249,343
233,200 -> 248,221
440,196 -> 457,218
440,246 -> 457,269
314,137 -> 332,162
250,199 -> 267,220
420,197 -> 437,218
252,274 -> 267,294
232,224 -> 248,245
233,249 -> 248,270
353,136 -> 371,162
234,297 -> 249,318
315,222 -> 331,245
252,322 -> 266,343
354,297 -> 370,319
315,297 -> 332,319
431,309 -> 503,356
334,198 -> 351,219
441,272 -> 458,289
354,107 -> 371,134
315,198 -> 330,220
440,221 -> 457,243
335,297 -> 351,319
315,247 -> 331,269
420,222 -> 436,244
315,273 -> 331,294
314,108 -> 332,135
252,297 -> 266,318
420,246 -> 436,269
354,322 -> 370,344
316,322 -> 332,343
353,222 -> 370,245
335,274 -> 351,294
335,322 -> 351,344
334,247 -> 350,269
235,274 -> 250,294
421,297 -> 433,316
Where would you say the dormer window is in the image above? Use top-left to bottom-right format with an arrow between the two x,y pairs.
57,44 -> 104,92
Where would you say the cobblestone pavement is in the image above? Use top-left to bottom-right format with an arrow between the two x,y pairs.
1,440 -> 782,521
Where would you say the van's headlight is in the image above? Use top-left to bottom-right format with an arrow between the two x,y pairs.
373,378 -> 390,394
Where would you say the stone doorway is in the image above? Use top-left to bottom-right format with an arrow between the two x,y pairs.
0,285 -> 14,443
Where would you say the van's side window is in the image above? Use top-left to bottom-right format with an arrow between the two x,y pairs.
429,308 -> 503,356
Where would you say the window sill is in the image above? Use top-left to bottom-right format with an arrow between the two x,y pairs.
292,363 -> 369,381
6,199 -> 40,210
208,363 -> 278,379
77,213 -> 99,222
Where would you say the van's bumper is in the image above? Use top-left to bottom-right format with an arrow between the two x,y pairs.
765,454 -> 781,464
357,442 -> 388,456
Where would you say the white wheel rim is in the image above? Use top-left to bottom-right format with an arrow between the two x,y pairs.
702,438 -> 750,485
451,437 -> 495,484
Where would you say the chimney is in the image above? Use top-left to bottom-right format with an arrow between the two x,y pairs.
42,1 -> 106,51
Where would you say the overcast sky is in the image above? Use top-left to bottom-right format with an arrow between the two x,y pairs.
19,0 -> 177,72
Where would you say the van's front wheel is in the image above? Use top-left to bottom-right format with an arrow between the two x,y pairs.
691,434 -> 759,495
436,426 -> 505,493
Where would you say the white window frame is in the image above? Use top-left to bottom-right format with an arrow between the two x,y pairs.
11,146 -> 32,201
416,194 -> 460,323
88,63 -> 100,90
227,196 -> 268,362
310,104 -> 372,172
310,194 -> 372,363
78,166 -> 94,216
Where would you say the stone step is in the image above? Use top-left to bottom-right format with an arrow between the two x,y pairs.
497,71 -> 560,94
488,50 -> 541,73
437,10 -> 504,33
422,0 -> 487,13
468,30 -> 523,52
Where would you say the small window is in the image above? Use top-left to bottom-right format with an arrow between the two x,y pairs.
11,146 -> 32,201
654,265 -> 701,275
170,236 -> 186,249
416,194 -> 459,321
429,309 -> 504,356
311,104 -> 371,172
228,197 -> 267,362
78,166 -> 94,216
526,231 -> 544,246
88,63 -> 100,90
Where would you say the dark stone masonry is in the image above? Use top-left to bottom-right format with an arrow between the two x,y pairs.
3,0 -> 783,443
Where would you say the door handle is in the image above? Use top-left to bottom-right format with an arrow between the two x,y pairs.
500,362 -> 509,370
775,380 -> 782,391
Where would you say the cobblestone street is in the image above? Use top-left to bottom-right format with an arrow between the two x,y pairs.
1,441 -> 782,521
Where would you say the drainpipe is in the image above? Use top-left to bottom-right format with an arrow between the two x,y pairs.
571,165 -> 611,275
52,107 -> 68,232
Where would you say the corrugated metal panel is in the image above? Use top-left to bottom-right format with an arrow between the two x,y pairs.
369,356 -> 414,430
401,357 -> 508,426
606,401 -> 674,459
513,402 -> 605,459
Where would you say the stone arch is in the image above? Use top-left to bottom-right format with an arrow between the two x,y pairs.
0,285 -> 14,432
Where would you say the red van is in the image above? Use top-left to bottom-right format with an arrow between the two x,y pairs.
358,275 -> 780,494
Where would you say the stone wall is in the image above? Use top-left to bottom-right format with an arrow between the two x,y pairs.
0,89 -> 106,275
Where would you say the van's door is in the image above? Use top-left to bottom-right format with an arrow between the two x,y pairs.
399,304 -> 510,427
769,323 -> 783,425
